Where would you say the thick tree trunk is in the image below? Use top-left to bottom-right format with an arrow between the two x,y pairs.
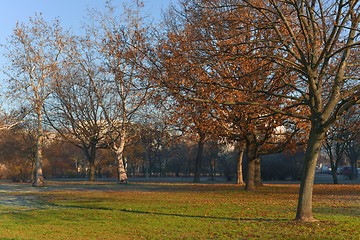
245,133 -> 257,191
84,144 -> 97,182
88,159 -> 96,181
254,157 -> 262,186
237,142 -> 245,185
115,134 -> 128,183
194,133 -> 205,183
116,154 -> 128,183
246,158 -> 255,191
295,128 -> 325,222
32,109 -> 44,187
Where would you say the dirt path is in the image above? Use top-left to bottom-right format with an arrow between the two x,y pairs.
0,182 -> 53,212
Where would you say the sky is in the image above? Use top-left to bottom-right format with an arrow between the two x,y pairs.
0,0 -> 173,102
0,0 -> 172,45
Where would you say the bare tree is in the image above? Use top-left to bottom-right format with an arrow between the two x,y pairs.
343,107 -> 360,179
83,0 -> 153,183
0,107 -> 26,131
323,124 -> 347,184
45,55 -> 108,182
4,15 -> 67,187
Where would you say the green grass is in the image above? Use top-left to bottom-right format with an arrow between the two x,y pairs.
0,182 -> 359,239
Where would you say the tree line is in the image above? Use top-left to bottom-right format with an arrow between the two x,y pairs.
0,120 -> 246,181
0,0 -> 359,222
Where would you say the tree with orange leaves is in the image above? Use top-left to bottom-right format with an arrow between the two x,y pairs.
158,36 -> 220,182
236,0 -> 360,222
175,0 -> 359,221
159,0 -> 359,222
158,0 -> 300,189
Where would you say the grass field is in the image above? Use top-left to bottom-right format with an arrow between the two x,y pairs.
0,180 -> 359,239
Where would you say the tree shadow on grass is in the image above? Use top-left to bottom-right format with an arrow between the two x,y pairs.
119,208 -> 290,222
314,206 -> 360,218
51,203 -> 290,222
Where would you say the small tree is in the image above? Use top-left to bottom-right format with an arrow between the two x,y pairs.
343,107 -> 360,180
323,124 -> 347,184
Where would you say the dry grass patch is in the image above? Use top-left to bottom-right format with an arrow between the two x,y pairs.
0,182 -> 358,239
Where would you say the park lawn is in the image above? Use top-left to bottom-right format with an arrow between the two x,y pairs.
0,183 -> 359,239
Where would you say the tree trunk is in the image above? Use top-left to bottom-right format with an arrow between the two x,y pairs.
30,160 -> 35,183
237,142 -> 245,185
84,143 -> 97,182
329,147 -> 339,184
115,134 -> 128,183
246,158 -> 255,191
254,157 -> 262,186
89,159 -> 96,181
330,168 -> 338,184
210,158 -> 215,180
347,142 -> 359,180
327,143 -> 339,184
194,132 -> 205,183
355,161 -> 358,179
329,151 -> 339,184
295,128 -> 325,222
32,109 -> 44,187
245,133 -> 257,191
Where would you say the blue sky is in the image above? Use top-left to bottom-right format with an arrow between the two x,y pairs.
0,0 -> 172,45
0,0 -> 173,100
